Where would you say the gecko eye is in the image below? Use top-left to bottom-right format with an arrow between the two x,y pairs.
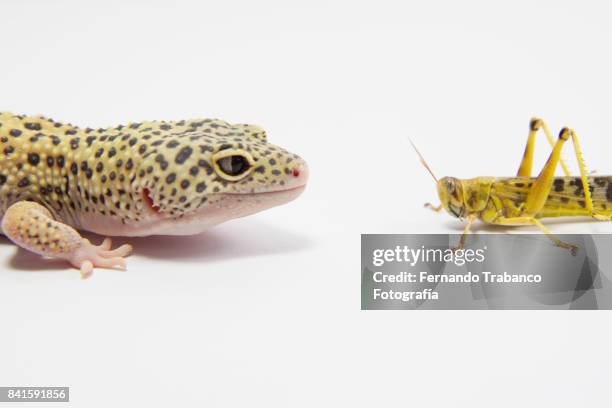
213,149 -> 254,181
218,156 -> 249,176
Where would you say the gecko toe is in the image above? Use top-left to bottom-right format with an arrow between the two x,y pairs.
93,255 -> 127,270
99,243 -> 133,258
80,260 -> 94,279
100,238 -> 113,251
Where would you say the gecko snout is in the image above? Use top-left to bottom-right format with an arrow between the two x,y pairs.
290,161 -> 309,188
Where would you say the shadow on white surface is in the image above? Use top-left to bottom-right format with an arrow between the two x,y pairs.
1,219 -> 313,272
0,236 -> 68,271
124,220 -> 313,263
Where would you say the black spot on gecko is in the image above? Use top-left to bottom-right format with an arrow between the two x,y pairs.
167,140 -> 179,148
96,162 -> 104,172
0,175 -> 6,185
27,153 -> 40,166
47,156 -> 54,167
70,162 -> 78,175
57,156 -> 65,168
108,147 -> 116,158
24,122 -> 41,131
553,179 -> 564,192
181,180 -> 190,189
166,173 -> 176,183
18,178 -> 29,187
9,129 -> 22,137
125,158 -> 133,170
196,182 -> 206,193
4,146 -> 14,155
198,159 -> 213,175
155,154 -> 168,170
70,138 -> 80,149
175,146 -> 193,164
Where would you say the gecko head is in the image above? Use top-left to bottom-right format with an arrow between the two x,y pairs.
137,121 -> 308,234
437,177 -> 466,219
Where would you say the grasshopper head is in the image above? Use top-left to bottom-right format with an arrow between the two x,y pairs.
408,139 -> 491,219
437,177 -> 494,218
437,177 -> 466,218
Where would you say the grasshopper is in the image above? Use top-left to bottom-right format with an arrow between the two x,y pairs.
412,117 -> 611,255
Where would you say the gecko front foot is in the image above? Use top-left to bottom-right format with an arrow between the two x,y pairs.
71,238 -> 133,278
2,201 -> 133,279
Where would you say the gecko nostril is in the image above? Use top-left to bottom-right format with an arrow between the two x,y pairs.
292,168 -> 300,178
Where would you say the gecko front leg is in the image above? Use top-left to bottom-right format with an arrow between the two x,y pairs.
1,201 -> 133,278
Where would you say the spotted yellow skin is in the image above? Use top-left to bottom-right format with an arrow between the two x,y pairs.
0,112 -> 308,276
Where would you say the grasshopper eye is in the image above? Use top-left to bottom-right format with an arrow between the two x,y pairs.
446,179 -> 455,192
213,149 -> 255,181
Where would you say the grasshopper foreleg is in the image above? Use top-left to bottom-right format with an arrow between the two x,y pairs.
425,203 -> 443,212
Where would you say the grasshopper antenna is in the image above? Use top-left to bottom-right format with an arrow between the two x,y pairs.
408,138 -> 437,182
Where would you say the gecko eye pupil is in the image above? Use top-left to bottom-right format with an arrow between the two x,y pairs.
218,155 -> 249,176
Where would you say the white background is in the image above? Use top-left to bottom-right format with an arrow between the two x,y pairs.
1,1 -> 611,407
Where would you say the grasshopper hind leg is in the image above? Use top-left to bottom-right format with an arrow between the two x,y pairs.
517,118 -> 571,177
491,215 -> 579,255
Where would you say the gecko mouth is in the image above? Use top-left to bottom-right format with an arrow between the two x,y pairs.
141,163 -> 309,223
225,184 -> 307,196
142,188 -> 161,214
